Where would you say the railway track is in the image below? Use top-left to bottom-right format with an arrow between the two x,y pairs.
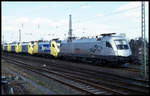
2,56 -> 116,95
123,67 -> 146,73
5,53 -> 149,81
3,52 -> 149,74
2,55 -> 149,95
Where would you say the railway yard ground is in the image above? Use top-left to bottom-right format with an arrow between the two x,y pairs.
1,59 -> 58,95
1,52 -> 149,95
1,59 -> 81,95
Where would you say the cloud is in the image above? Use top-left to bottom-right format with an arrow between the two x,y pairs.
16,17 -> 30,23
73,21 -> 116,37
2,16 -> 19,31
31,17 -> 67,28
96,13 -> 103,17
2,26 -> 18,31
80,5 -> 92,9
113,2 -> 148,23
2,2 -> 149,42
114,2 -> 141,12
39,5 -> 57,8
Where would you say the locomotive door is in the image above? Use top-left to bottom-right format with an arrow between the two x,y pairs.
11,45 -> 16,52
103,41 -> 113,55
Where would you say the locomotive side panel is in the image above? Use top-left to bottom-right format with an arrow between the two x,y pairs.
21,44 -> 28,53
4,45 -> 8,51
60,41 -> 104,57
100,41 -> 115,56
60,42 -> 73,55
72,42 -> 96,55
38,42 -> 51,54
11,44 -> 16,52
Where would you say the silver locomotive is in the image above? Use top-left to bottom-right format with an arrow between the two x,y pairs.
59,33 -> 132,66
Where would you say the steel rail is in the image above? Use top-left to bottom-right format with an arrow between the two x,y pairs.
2,56 -> 95,95
2,56 -> 149,95
2,52 -> 149,86
2,56 -> 126,95
48,67 -> 149,89
2,53 -> 149,86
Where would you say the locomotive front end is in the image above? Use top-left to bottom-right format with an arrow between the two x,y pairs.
113,39 -> 131,57
105,36 -> 132,66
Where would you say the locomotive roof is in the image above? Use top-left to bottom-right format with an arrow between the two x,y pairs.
3,43 -> 8,45
11,43 -> 17,46
102,36 -> 126,40
38,41 -> 50,44
61,35 -> 125,43
61,38 -> 98,43
21,42 -> 29,45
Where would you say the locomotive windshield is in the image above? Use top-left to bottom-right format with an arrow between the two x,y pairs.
114,39 -> 129,50
57,43 -> 60,49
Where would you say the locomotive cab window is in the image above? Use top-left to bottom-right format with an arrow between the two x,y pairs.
57,44 -> 60,48
52,44 -> 55,48
106,41 -> 112,48
114,39 -> 129,50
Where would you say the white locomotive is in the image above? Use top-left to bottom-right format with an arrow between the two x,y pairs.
59,33 -> 132,66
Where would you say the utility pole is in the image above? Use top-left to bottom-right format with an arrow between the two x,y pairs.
68,14 -> 72,42
38,24 -> 40,40
141,1 -> 147,79
19,29 -> 21,42
38,24 -> 40,33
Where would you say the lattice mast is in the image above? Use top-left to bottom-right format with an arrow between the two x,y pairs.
68,14 -> 72,42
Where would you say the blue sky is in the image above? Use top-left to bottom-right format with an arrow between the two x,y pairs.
2,1 -> 149,43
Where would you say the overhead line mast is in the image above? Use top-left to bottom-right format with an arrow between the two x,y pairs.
141,1 -> 147,79
19,29 -> 21,42
68,14 -> 72,42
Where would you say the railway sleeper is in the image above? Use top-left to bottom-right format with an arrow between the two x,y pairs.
2,54 -> 148,95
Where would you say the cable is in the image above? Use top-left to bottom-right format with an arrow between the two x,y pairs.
55,6 -> 141,29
